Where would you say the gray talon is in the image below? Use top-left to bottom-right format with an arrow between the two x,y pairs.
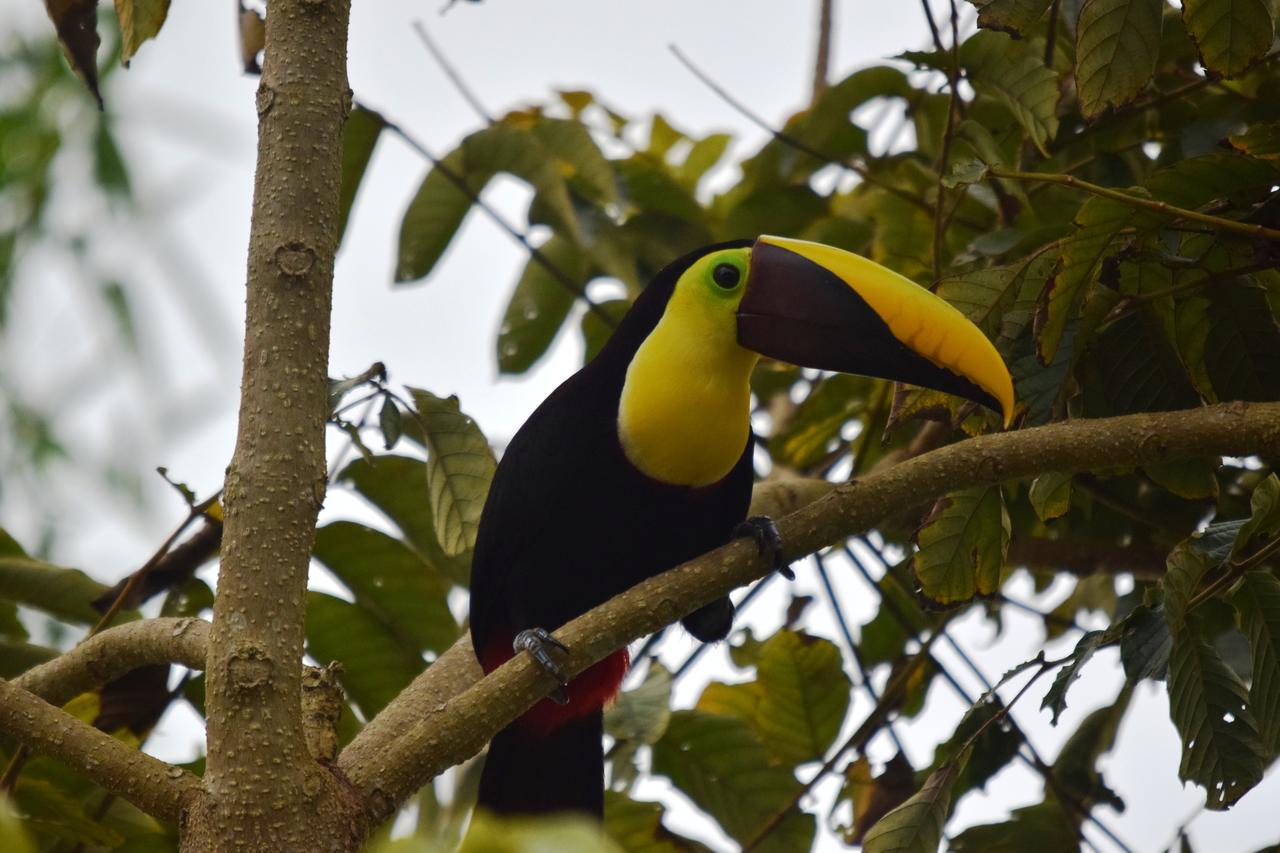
733,515 -> 794,580
513,628 -> 570,688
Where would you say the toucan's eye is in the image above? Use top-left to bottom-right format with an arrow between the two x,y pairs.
712,263 -> 742,290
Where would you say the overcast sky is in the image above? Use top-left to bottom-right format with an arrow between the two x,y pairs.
4,1 -> 1279,850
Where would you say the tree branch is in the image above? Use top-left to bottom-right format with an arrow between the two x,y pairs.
0,679 -> 200,825
340,401 -> 1280,820
14,618 -> 209,708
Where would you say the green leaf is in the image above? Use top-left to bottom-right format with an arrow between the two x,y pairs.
724,186 -> 828,238
614,158 -> 705,225
1228,122 -> 1280,159
605,663 -> 672,745
337,454 -> 470,585
678,133 -> 732,190
94,122 -> 130,196
0,556 -> 110,624
396,149 -> 484,283
772,374 -> 870,468
753,630 -> 851,765
1054,684 -> 1132,809
651,711 -> 814,852
338,106 -> 384,245
305,591 -> 425,718
1167,620 -> 1266,809
580,298 -> 629,365
942,159 -> 990,189
462,122 -> 580,240
936,255 -> 1056,343
913,485 -> 1010,605
1028,472 -> 1072,521
458,812 -> 625,853
0,640 -> 58,678
1120,604 -> 1173,681
1232,571 -> 1280,754
603,793 -> 713,853
950,800 -> 1078,852
312,522 -> 457,655
378,397 -> 402,450
1236,474 -> 1280,559
1182,0 -> 1275,78
531,118 -> 618,204
961,31 -> 1061,155
1164,543 -> 1212,634
931,698 -> 1023,800
116,0 -> 171,64
1075,0 -> 1163,118
1200,283 -> 1280,404
862,746 -> 971,853
1092,305 -> 1201,415
406,389 -> 497,558
1042,630 -> 1105,724
1145,459 -> 1220,500
0,796 -> 35,853
497,236 -> 587,374
965,0 -> 1055,34
1037,196 -> 1134,364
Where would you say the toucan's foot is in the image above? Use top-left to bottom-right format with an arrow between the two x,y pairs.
513,628 -> 570,704
733,516 -> 794,580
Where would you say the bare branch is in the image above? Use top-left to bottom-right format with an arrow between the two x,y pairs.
0,679 -> 200,824
15,618 -> 209,708
340,401 -> 1280,820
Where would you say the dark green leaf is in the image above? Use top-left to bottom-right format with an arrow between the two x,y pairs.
961,31 -> 1061,155
1182,0 -> 1275,78
338,106 -> 384,244
1042,630 -> 1105,724
1075,0 -> 1163,118
1232,571 -> 1280,754
378,397 -> 402,450
312,521 -> 457,655
1120,604 -> 1173,681
1235,474 -> 1280,559
580,298 -> 629,364
1054,684 -> 1132,809
337,454 -> 470,585
1167,620 -> 1266,809
0,640 -> 58,678
950,800 -> 1078,852
965,0 -> 1055,34
396,149 -> 485,283
305,591 -> 425,718
0,556 -> 110,623
497,236 -> 587,374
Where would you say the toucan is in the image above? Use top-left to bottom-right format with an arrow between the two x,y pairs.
468,235 -> 1013,817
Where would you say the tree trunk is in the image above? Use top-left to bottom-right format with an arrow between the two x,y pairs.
181,0 -> 365,848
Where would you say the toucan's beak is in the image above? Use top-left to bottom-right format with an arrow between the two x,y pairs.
738,235 -> 1015,426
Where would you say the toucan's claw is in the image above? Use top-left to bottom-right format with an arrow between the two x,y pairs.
733,516 -> 794,580
513,628 -> 570,702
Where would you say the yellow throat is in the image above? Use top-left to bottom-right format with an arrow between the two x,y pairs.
617,249 -> 759,487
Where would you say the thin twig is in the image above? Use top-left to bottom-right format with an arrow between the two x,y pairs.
811,0 -> 834,105
813,551 -> 907,754
990,168 -> 1280,243
668,44 -> 939,217
411,21 -> 493,125
368,105 -> 616,325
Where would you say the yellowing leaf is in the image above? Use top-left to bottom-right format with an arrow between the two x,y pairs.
913,485 -> 1011,605
1028,471 -> 1072,521
114,0 -> 171,65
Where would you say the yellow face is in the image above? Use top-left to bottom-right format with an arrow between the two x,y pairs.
616,246 -> 761,487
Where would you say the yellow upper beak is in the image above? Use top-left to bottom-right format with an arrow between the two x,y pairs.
740,235 -> 1015,427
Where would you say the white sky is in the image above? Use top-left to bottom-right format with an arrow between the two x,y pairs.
3,1 -> 1279,851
